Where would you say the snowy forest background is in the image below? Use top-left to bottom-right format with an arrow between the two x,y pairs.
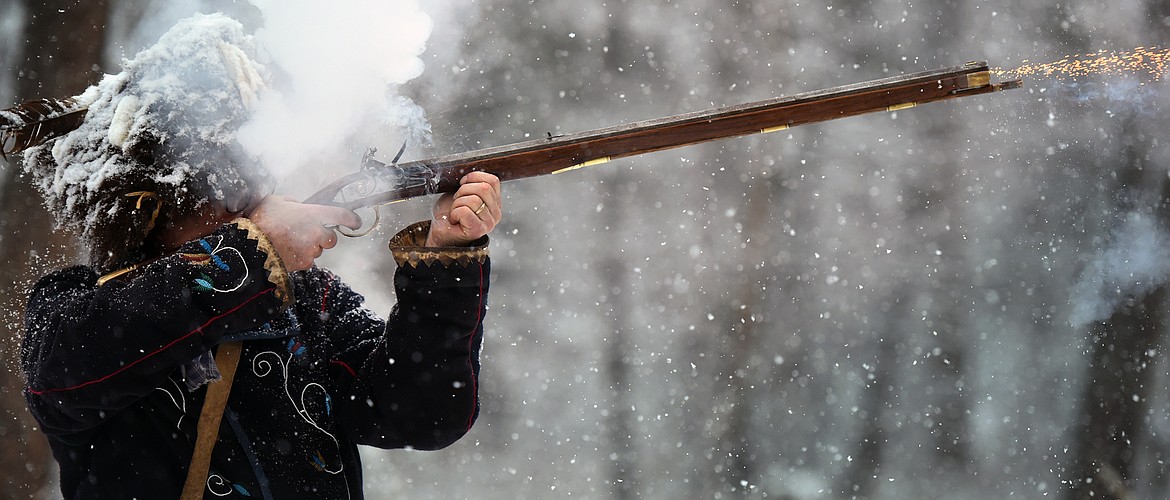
2,1 -> 1170,499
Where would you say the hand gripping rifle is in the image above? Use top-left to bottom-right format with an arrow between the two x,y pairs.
304,61 -> 1021,225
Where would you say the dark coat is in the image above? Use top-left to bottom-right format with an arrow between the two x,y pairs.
21,219 -> 489,499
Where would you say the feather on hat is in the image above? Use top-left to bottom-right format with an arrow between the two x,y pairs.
0,98 -> 87,158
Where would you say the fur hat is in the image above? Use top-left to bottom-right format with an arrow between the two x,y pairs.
3,13 -> 273,273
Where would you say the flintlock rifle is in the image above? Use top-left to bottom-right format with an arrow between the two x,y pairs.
305,61 -> 1021,211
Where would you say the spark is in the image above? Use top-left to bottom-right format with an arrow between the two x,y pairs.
993,47 -> 1170,82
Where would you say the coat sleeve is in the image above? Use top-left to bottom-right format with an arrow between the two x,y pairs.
22,218 -> 293,437
318,221 -> 489,451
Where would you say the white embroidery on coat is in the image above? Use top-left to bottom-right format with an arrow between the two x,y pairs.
251,347 -> 343,475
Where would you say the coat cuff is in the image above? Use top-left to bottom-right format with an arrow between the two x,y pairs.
229,217 -> 294,308
388,221 -> 489,268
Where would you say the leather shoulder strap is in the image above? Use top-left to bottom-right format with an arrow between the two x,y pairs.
181,341 -> 243,500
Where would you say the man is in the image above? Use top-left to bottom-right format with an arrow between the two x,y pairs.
13,14 -> 500,499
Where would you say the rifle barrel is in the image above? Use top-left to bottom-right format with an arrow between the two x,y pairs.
306,61 -> 1021,209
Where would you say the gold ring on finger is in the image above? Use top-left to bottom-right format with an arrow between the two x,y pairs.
474,202 -> 487,215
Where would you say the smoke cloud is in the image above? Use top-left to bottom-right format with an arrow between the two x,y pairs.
110,0 -> 435,197
236,0 -> 434,191
1068,210 -> 1170,328
1044,77 -> 1164,116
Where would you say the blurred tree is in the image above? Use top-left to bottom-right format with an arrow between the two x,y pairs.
830,2 -> 899,497
1069,288 -> 1166,499
1062,2 -> 1169,498
598,5 -> 639,498
599,175 -> 639,500
838,312 -> 900,498
701,1 -> 778,495
1066,121 -> 1168,499
910,0 -> 974,480
0,2 -> 109,499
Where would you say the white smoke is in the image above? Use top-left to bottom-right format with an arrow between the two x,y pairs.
231,1 -> 438,312
1045,77 -> 1163,117
109,0 -> 435,196
236,0 -> 434,191
1068,210 -> 1170,328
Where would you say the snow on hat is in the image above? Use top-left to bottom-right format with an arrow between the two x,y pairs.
9,13 -> 273,272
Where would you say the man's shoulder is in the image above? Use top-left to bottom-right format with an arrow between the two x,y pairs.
29,265 -> 98,298
37,265 -> 98,283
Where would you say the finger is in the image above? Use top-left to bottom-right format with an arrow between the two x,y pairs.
458,173 -> 500,204
308,204 -> 363,230
329,207 -> 364,230
455,192 -> 487,216
431,192 -> 455,220
469,172 -> 502,211
479,178 -> 503,219
460,171 -> 501,188
453,203 -> 492,234
263,194 -> 296,203
450,195 -> 492,227
446,202 -> 478,229
453,183 -> 497,219
445,200 -> 471,227
321,229 -> 339,250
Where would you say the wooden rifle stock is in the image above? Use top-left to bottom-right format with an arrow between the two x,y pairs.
305,61 -> 1021,209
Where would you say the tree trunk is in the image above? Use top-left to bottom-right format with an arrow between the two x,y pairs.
601,245 -> 637,500
599,172 -> 637,499
1065,115 -> 1168,499
918,0 -> 974,475
715,173 -> 772,495
599,6 -> 638,498
1067,287 -> 1166,499
0,2 -> 109,498
838,295 -> 902,498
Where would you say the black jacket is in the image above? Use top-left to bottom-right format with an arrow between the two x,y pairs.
21,219 -> 489,499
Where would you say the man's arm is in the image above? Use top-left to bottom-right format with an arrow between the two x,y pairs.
315,225 -> 489,450
321,173 -> 501,449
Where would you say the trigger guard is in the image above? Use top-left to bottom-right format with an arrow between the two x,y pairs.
333,206 -> 381,238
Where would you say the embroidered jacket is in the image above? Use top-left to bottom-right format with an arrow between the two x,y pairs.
21,219 -> 489,499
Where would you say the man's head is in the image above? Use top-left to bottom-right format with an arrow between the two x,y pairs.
21,13 -> 273,273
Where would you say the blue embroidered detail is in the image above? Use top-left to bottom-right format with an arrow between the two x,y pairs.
287,338 -> 307,357
186,236 -> 246,293
309,451 -> 328,472
210,253 -> 231,272
194,274 -> 214,292
195,237 -> 231,271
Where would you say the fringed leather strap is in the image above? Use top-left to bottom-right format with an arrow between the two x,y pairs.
180,341 -> 242,500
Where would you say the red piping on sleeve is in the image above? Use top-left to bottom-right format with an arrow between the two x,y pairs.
321,276 -> 333,313
330,359 -> 359,379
